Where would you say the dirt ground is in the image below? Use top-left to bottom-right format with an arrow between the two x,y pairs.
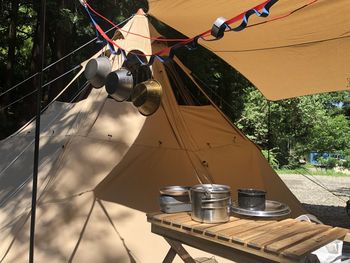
279,174 -> 350,228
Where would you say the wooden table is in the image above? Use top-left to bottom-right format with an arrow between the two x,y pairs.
147,212 -> 349,263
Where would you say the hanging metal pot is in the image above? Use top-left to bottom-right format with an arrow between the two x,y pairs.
131,80 -> 162,116
105,68 -> 134,102
84,56 -> 112,88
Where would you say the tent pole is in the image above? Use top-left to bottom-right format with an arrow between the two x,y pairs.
29,0 -> 46,262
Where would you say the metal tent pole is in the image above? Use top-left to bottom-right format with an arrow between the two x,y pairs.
29,0 -> 46,262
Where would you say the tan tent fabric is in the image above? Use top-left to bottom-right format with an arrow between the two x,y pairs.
95,62 -> 303,214
149,0 -> 350,100
0,14 -> 305,262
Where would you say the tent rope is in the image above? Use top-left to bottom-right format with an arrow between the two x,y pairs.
81,0 -> 279,61
0,82 -> 91,263
0,90 -> 37,112
85,2 -> 187,42
83,0 -> 318,65
97,199 -> 141,263
297,172 -> 348,203
67,198 -> 96,263
0,78 -> 89,178
0,148 -> 61,209
0,211 -> 31,263
0,64 -> 81,112
1,66 -> 86,143
0,81 -> 90,210
0,15 -> 132,98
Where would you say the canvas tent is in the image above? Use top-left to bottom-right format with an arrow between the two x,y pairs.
0,11 -> 307,263
149,0 -> 350,100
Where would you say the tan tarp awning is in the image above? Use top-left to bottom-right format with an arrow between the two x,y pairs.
149,0 -> 350,100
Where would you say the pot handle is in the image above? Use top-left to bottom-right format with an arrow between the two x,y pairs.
201,196 -> 231,203
201,205 -> 228,209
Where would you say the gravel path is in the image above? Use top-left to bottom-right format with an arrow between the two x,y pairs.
278,174 -> 350,228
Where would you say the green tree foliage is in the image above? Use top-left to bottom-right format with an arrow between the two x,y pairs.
238,88 -> 350,168
308,114 -> 350,153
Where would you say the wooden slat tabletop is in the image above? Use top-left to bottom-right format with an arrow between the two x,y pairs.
147,212 -> 349,262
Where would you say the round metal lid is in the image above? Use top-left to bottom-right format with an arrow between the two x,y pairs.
159,186 -> 191,196
231,200 -> 291,218
238,188 -> 266,196
192,184 -> 231,193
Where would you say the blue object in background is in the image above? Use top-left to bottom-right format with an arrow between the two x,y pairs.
309,151 -> 344,165
309,152 -> 328,165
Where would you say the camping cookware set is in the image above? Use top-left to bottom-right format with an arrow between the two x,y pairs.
84,55 -> 162,116
159,185 -> 290,223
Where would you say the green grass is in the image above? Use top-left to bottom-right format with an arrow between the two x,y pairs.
276,167 -> 349,176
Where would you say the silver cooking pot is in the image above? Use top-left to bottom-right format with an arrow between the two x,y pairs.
105,67 -> 134,101
191,184 -> 231,223
84,56 -> 112,88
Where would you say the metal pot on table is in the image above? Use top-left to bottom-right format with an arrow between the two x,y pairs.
191,184 -> 231,223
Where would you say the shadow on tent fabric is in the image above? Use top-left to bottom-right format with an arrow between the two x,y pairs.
67,198 -> 138,263
68,198 -> 96,263
0,211 -> 30,263
97,199 -> 138,263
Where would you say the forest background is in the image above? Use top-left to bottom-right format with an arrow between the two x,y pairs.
1,0 -> 349,171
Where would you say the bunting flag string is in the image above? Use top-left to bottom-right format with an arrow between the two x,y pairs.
78,0 -> 301,65
230,0 -> 279,32
85,1 -> 189,42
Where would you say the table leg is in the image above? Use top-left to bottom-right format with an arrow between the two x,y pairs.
164,237 -> 196,263
163,248 -> 177,263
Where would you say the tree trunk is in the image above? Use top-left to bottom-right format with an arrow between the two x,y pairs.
47,0 -> 72,101
24,2 -> 42,118
0,0 -> 19,139
5,0 -> 19,90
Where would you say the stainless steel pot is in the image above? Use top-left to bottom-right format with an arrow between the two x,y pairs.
159,186 -> 191,214
84,56 -> 112,88
238,188 -> 266,211
191,184 -> 231,223
105,68 -> 134,101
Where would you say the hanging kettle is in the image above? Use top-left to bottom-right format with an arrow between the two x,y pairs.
105,67 -> 134,102
131,80 -> 162,116
84,56 -> 112,88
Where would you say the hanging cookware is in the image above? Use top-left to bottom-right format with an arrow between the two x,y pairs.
84,56 -> 112,88
191,184 -> 231,223
131,80 -> 162,116
105,68 -> 134,102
